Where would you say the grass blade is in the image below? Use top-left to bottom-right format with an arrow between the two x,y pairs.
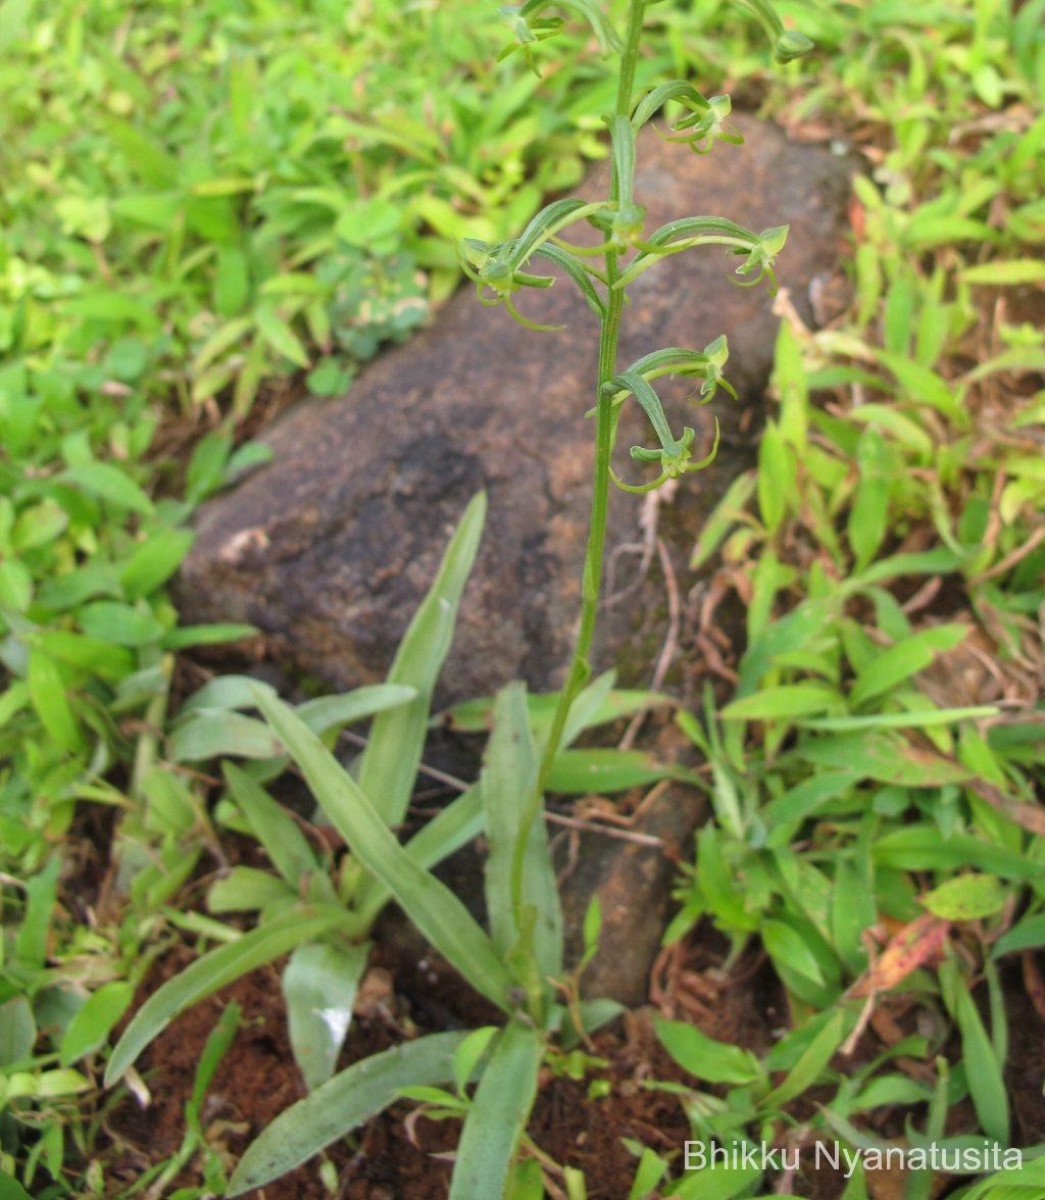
228,1031 -> 470,1195
359,491 -> 486,825
448,1019 -> 543,1200
253,688 -> 513,1011
941,961 -> 1010,1144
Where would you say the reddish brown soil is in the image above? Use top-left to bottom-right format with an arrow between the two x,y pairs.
99,924 -> 1045,1200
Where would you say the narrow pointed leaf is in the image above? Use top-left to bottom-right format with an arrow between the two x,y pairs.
223,764 -> 320,889
228,1032 -> 470,1195
105,908 -> 357,1085
254,689 -> 512,1010
355,786 -> 484,924
448,1019 -> 543,1200
358,492 -> 486,825
481,683 -> 563,979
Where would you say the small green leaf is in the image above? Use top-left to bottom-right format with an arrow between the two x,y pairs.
120,529 -> 194,599
190,1001 -> 241,1119
59,462 -> 154,515
78,601 -> 166,647
690,471 -> 757,568
0,998 -> 36,1067
162,622 -> 256,649
848,427 -> 890,569
799,731 -> 972,787
961,260 -> 1045,285
762,919 -> 825,985
37,631 -> 135,680
757,420 -> 794,534
992,913 -> 1045,959
721,684 -> 840,722
59,982 -> 134,1067
764,1008 -> 847,1109
452,1026 -> 498,1095
941,961 -> 1009,1143
544,747 -> 680,793
850,624 -> 968,708
255,306 -> 310,368
207,867 -> 295,913
0,559 -> 32,612
0,1168 -> 33,1200
223,764 -> 320,889
11,499 -> 68,551
921,874 -> 1008,922
655,1017 -> 762,1084
28,649 -> 83,753
874,829 -> 1039,881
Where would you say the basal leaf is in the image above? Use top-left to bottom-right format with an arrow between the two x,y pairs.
228,1032 -> 470,1195
480,683 -> 562,981
105,907 -> 358,1085
253,689 -> 512,1011
447,1019 -> 543,1200
358,492 -> 486,826
223,764 -> 320,889
283,941 -> 370,1091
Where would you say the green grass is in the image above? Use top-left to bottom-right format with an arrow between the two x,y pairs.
0,0 -> 1042,1195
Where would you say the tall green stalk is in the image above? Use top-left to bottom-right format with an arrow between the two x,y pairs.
537,0 -> 647,790
464,0 -> 810,881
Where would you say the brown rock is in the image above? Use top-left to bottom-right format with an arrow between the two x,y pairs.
177,117 -> 852,702
557,781 -> 706,1007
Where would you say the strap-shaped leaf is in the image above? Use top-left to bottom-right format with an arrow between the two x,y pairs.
223,763 -> 319,889
254,688 -> 513,1012
448,1019 -> 544,1200
227,1031 -> 471,1195
354,785 -> 484,925
104,906 -> 359,1085
610,114 -> 636,201
358,491 -> 485,826
480,684 -> 563,988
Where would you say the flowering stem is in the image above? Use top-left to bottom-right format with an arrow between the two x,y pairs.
536,0 -> 647,791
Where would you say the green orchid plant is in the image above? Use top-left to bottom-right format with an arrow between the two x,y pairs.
104,1 -> 810,1195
